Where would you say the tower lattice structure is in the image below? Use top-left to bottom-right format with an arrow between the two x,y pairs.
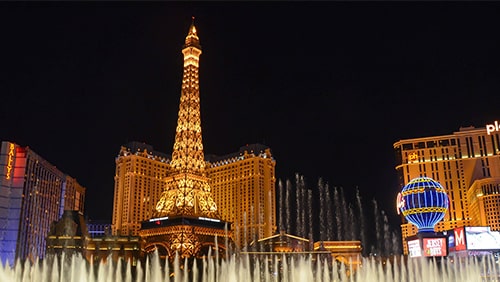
154,21 -> 218,219
140,20 -> 232,260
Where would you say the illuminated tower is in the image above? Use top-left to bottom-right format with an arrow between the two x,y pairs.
140,20 -> 231,259
154,20 -> 218,218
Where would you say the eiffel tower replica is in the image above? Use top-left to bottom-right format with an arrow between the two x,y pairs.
140,19 -> 232,259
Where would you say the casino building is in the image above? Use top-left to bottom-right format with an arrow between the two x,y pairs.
394,123 -> 500,254
0,141 -> 85,264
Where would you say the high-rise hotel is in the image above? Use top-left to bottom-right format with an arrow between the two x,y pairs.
112,142 -> 170,236
0,141 -> 85,264
206,144 -> 276,248
112,143 -> 276,249
394,123 -> 500,254
111,22 -> 276,248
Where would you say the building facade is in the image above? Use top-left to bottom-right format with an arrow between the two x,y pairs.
46,210 -> 89,258
46,211 -> 140,265
112,142 -> 277,250
112,142 -> 170,236
63,175 -> 85,215
394,124 -> 500,254
0,141 -> 86,264
206,144 -> 276,249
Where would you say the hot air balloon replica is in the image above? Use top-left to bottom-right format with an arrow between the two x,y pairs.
397,177 -> 450,257
398,176 -> 449,232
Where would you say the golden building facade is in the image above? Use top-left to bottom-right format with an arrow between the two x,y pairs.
112,142 -> 277,250
112,142 -> 170,236
206,144 -> 276,249
394,124 -> 500,254
467,177 -> 500,230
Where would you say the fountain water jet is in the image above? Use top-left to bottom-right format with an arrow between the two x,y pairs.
277,174 -> 401,255
2,251 -> 500,281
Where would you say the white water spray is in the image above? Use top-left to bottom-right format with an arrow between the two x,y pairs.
1,252 -> 498,282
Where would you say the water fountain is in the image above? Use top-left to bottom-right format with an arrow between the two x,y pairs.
1,251 -> 499,281
276,174 -> 401,256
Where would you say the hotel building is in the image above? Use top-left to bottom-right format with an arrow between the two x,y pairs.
112,142 -> 277,249
0,141 -> 86,264
111,141 -> 170,236
206,144 -> 276,249
394,124 -> 500,254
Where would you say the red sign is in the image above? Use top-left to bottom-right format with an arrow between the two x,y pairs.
454,227 -> 466,251
423,238 -> 447,257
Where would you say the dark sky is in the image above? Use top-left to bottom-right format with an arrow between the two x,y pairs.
1,2 -> 500,232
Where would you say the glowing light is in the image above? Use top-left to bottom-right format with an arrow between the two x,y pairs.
486,121 -> 500,135
5,143 -> 15,180
198,217 -> 220,222
398,177 -> 449,232
148,216 -> 169,222
396,192 -> 405,215
408,152 -> 418,162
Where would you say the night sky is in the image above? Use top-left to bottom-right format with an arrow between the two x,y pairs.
1,2 -> 500,233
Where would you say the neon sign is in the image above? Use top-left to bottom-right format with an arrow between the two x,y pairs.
5,143 -> 14,180
408,152 -> 418,162
486,121 -> 500,135
396,192 -> 405,215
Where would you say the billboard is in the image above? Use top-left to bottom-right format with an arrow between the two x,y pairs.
423,238 -> 447,257
408,239 -> 422,258
465,227 -> 500,250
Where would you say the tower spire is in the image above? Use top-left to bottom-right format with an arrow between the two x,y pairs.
154,20 -> 218,218
184,16 -> 201,50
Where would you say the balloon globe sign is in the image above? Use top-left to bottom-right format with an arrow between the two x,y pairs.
397,177 -> 449,233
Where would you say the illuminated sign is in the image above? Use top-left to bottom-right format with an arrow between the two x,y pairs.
5,143 -> 15,180
408,152 -> 418,162
423,238 -> 447,257
465,226 -> 500,250
486,121 -> 500,135
396,192 -> 405,215
408,239 -> 422,258
454,227 -> 466,251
